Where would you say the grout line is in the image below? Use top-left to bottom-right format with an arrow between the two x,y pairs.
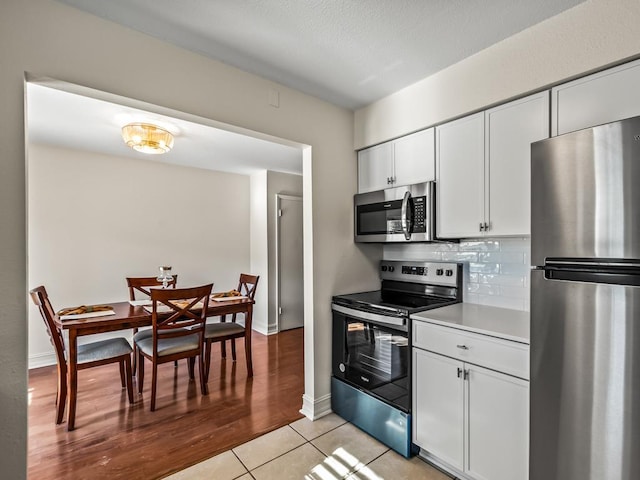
238,425 -> 309,472
231,449 -> 250,476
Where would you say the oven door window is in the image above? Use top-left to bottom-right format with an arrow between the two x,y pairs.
356,200 -> 403,235
343,319 -> 409,411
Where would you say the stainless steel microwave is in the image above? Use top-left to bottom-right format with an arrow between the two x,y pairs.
354,181 -> 435,243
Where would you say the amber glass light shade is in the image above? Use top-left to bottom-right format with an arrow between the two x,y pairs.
122,123 -> 174,154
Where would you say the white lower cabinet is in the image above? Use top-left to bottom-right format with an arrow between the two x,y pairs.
413,321 -> 529,480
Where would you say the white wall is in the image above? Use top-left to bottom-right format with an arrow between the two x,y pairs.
384,238 -> 531,311
27,144 -> 250,368
355,0 -> 640,149
249,170 -> 269,333
0,6 -> 379,473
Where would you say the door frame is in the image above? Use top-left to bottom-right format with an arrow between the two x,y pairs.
275,194 -> 303,332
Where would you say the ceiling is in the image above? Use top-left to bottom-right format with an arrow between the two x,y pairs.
31,0 -> 586,176
27,82 -> 303,175
57,0 -> 586,110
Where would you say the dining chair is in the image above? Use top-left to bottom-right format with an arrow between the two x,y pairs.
135,283 -> 213,411
204,274 -> 259,380
29,285 -> 134,426
126,275 -> 178,374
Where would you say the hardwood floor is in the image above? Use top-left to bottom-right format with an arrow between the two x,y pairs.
28,328 -> 305,479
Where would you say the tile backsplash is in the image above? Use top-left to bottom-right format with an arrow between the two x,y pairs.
383,238 -> 531,311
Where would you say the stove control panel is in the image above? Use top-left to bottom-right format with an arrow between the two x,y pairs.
380,260 -> 461,286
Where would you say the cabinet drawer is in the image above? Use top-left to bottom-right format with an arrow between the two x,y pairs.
413,320 -> 529,380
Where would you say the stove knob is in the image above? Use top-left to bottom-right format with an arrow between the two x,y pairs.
381,265 -> 388,272
436,268 -> 444,276
446,269 -> 453,276
388,266 -> 395,272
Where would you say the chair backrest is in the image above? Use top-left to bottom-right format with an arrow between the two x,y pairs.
150,284 -> 213,351
237,274 -> 260,300
127,275 -> 178,300
29,286 -> 67,368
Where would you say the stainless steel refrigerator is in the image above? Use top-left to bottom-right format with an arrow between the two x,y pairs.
530,115 -> 640,480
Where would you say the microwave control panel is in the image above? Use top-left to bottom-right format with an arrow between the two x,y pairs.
413,196 -> 426,232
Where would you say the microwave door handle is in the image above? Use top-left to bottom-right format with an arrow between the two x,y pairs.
401,190 -> 412,240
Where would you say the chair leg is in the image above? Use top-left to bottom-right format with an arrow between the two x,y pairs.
119,360 -> 126,388
137,351 -> 145,394
204,340 -> 212,383
244,334 -> 253,377
55,364 -> 66,424
132,344 -> 138,376
231,339 -> 237,361
199,353 -> 208,395
221,340 -> 227,358
187,357 -> 195,380
124,356 -> 134,404
151,361 -> 158,412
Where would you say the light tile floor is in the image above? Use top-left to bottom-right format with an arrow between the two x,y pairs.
165,413 -> 453,480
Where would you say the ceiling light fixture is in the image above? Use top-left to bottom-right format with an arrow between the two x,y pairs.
121,122 -> 174,154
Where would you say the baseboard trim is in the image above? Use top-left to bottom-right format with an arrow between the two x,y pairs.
300,392 -> 332,420
29,352 -> 56,370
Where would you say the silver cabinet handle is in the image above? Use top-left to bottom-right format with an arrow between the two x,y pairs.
479,222 -> 484,232
456,344 -> 469,350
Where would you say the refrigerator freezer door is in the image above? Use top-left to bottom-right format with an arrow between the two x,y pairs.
531,115 -> 640,266
530,270 -> 640,480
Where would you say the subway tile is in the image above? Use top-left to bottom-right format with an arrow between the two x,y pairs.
469,263 -> 500,274
500,263 -> 531,276
478,252 -> 525,264
498,237 -> 530,251
467,283 -> 500,296
441,251 -> 478,262
459,240 -> 500,252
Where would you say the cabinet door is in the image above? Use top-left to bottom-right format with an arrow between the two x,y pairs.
436,113 -> 485,238
465,364 -> 529,480
413,348 -> 464,471
486,91 -> 549,236
357,142 -> 393,193
552,58 -> 640,136
393,128 -> 435,186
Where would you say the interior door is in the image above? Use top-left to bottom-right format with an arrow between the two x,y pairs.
277,195 -> 304,331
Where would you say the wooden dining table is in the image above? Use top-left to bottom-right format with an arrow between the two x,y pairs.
54,296 -> 254,430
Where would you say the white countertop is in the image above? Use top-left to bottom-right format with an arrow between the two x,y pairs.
411,303 -> 530,344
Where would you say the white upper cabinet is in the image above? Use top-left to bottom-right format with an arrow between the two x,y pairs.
357,128 -> 434,193
357,141 -> 393,193
436,112 -> 485,239
552,58 -> 640,136
436,92 -> 549,238
486,91 -> 550,236
392,128 -> 435,187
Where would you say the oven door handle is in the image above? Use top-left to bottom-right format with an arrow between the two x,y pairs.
332,304 -> 406,328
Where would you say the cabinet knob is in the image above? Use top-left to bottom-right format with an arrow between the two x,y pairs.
456,344 -> 469,350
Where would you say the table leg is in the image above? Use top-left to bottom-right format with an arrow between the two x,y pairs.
67,329 -> 78,431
